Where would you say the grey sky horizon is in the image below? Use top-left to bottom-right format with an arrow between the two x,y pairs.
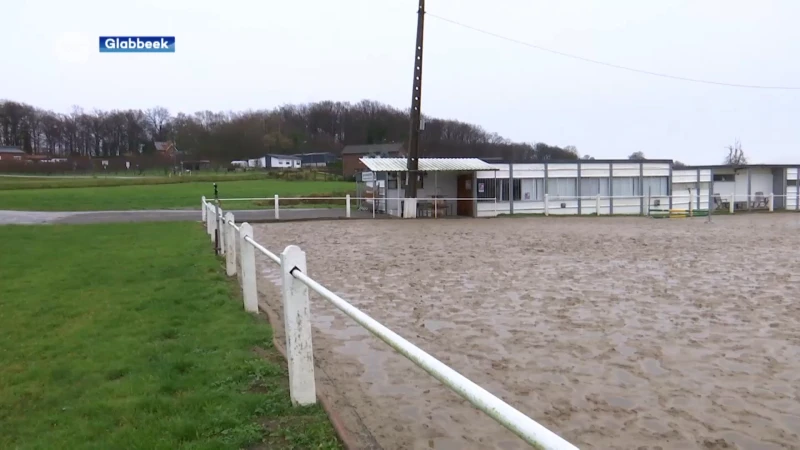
3,0 -> 798,164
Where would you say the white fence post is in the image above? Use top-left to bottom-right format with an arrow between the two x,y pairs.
235,224 -> 242,286
544,193 -> 549,216
217,206 -> 225,256
274,194 -> 280,220
596,194 -> 600,216
239,223 -> 258,314
769,193 -> 774,212
280,245 -> 317,406
689,195 -> 694,217
346,194 -> 351,218
206,204 -> 214,238
224,213 -> 236,276
213,205 -> 222,252
201,196 -> 207,221
729,195 -> 735,214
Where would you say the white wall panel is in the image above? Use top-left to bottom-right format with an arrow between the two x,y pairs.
642,163 -> 670,177
672,170 -> 698,184
787,186 -> 799,209
547,164 -> 578,178
580,165 -> 611,177
612,163 -> 640,177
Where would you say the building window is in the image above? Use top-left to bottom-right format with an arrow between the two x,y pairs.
787,180 -> 798,186
476,179 -> 521,201
579,177 -> 610,197
477,179 -> 496,200
521,178 -> 544,201
547,178 -> 577,198
713,174 -> 734,182
497,179 -> 521,201
512,179 -> 521,201
642,176 -> 669,196
612,177 -> 641,197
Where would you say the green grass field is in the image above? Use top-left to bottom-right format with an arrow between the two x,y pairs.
0,223 -> 340,450
0,170 -> 343,190
0,179 -> 355,211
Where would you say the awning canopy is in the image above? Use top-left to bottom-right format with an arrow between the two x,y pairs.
359,157 -> 498,172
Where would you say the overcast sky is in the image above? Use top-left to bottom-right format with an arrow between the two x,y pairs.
2,0 -> 799,164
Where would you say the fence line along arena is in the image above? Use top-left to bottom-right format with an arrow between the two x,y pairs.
250,214 -> 800,450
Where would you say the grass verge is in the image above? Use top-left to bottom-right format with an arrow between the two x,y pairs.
0,170 -> 344,190
0,179 -> 355,211
0,223 -> 340,450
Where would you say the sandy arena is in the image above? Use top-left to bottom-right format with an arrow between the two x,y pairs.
253,214 -> 800,450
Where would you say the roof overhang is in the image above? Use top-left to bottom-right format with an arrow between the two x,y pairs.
359,158 -> 499,172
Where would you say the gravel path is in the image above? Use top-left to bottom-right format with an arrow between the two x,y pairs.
0,208 -> 364,225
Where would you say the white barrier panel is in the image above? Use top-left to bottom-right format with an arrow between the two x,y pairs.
224,212 -> 236,276
238,223 -> 258,314
280,245 -> 316,406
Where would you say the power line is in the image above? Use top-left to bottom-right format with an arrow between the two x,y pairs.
427,13 -> 800,90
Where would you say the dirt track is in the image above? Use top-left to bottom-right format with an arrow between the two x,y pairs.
254,214 -> 800,450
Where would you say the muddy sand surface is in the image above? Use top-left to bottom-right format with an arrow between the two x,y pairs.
253,215 -> 800,450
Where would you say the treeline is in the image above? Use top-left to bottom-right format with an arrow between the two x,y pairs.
0,100 -> 583,162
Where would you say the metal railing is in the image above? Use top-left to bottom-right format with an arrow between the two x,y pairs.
475,192 -> 798,216
199,196 -> 578,450
215,194 -> 486,219
206,191 -> 799,221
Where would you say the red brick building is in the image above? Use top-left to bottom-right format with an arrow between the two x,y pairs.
341,143 -> 405,178
0,146 -> 26,161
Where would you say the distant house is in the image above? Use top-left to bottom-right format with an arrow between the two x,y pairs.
341,143 -> 405,177
299,152 -> 337,168
252,154 -> 301,169
154,141 -> 178,155
0,146 -> 26,161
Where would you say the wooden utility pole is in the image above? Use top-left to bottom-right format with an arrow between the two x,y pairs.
405,0 -> 425,199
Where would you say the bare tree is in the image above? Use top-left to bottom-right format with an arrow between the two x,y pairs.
581,154 -> 595,160
1,99 -> 586,164
146,106 -> 171,141
673,160 -> 687,168
628,151 -> 646,160
724,139 -> 747,165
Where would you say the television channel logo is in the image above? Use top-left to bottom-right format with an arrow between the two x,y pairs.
99,36 -> 175,53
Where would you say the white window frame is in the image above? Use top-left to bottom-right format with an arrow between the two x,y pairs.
612,177 -> 641,198
642,176 -> 669,196
580,177 -> 610,197
547,178 -> 577,198
521,178 -> 544,201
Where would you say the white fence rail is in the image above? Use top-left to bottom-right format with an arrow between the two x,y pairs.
200,196 -> 578,450
207,191 -> 798,221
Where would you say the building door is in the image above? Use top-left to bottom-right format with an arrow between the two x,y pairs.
457,174 -> 474,217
